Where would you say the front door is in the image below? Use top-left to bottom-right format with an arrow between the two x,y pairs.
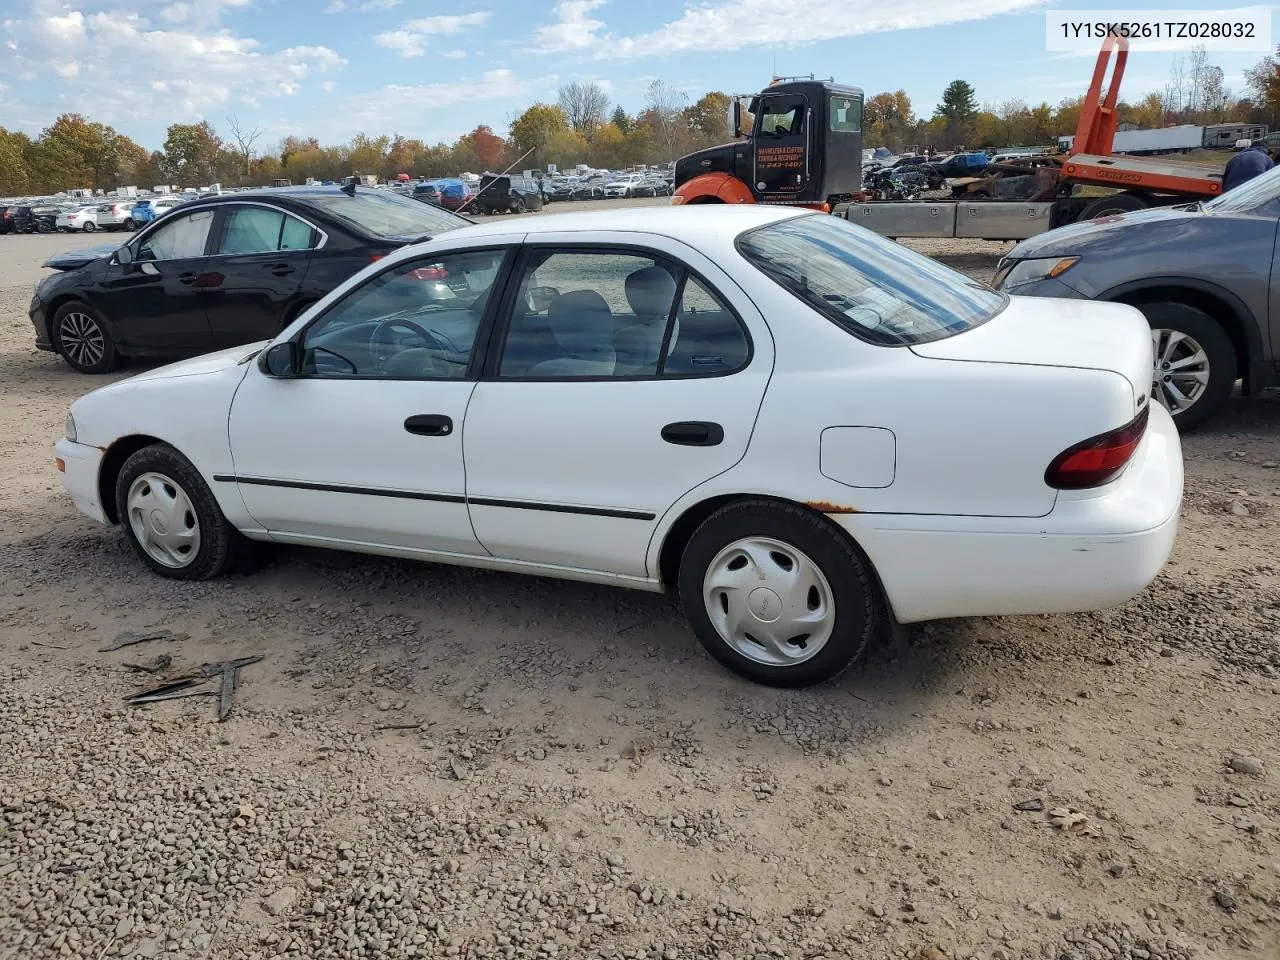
226,245 -> 513,556
204,203 -> 318,349
97,208 -> 218,353
752,93 -> 810,201
462,235 -> 772,580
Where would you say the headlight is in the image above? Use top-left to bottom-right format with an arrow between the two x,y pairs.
997,256 -> 1079,291
64,413 -> 77,442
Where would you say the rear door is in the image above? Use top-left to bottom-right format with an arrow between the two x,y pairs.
203,202 -> 319,349
753,93 -> 810,201
95,207 -> 218,353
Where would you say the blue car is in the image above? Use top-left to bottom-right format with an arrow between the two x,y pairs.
129,196 -> 185,226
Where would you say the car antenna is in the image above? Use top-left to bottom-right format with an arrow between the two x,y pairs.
341,180 -> 357,197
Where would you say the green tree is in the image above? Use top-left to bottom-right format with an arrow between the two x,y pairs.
0,128 -> 32,194
611,106 -> 631,133
934,80 -> 978,146
163,121 -> 222,185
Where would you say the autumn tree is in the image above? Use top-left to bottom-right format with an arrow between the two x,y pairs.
509,103 -> 570,166
225,114 -> 264,179
0,128 -> 31,194
864,91 -> 915,151
163,121 -> 222,185
459,125 -> 505,170
1246,44 -> 1280,122
558,81 -> 610,137
685,92 -> 732,145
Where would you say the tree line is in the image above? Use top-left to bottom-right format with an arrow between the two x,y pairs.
4,44 -> 1280,196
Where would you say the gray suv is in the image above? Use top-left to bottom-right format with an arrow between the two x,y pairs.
993,167 -> 1280,429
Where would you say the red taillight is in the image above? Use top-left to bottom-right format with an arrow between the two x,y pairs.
410,266 -> 448,280
1045,406 -> 1149,490
369,253 -> 387,263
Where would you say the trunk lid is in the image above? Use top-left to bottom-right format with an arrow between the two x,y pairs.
911,295 -> 1152,410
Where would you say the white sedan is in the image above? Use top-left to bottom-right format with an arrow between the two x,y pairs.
57,205 -> 100,232
54,206 -> 1183,687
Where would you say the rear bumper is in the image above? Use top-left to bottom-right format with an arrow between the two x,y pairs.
837,404 -> 1183,623
55,438 -> 109,525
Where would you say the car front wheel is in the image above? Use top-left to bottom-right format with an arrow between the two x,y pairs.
1138,301 -> 1235,430
678,500 -> 882,687
115,444 -> 246,580
82,221 -> 96,232
53,300 -> 119,374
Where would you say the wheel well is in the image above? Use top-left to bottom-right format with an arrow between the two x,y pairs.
685,196 -> 725,204
1111,286 -> 1250,382
98,435 -> 164,524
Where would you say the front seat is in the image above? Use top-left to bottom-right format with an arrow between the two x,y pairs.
526,290 -> 616,377
615,266 -> 677,369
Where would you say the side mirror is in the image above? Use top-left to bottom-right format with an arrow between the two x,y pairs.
261,341 -> 301,378
731,99 -> 742,139
116,244 -> 133,265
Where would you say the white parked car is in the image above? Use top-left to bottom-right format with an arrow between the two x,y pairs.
57,205 -> 101,232
54,207 -> 1183,687
603,174 -> 646,198
95,200 -> 138,231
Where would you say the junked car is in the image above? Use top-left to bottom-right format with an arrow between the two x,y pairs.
95,200 -> 138,231
31,186 -> 470,373
57,205 -> 102,232
54,206 -> 1182,688
994,164 -> 1280,429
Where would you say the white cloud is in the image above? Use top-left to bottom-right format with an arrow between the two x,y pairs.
359,0 -> 400,9
0,5 -> 345,128
324,0 -> 347,10
374,10 -> 491,58
321,80 -> 337,92
402,12 -> 492,34
330,68 -> 545,136
529,0 -> 604,53
531,0 -> 1048,58
441,49 -> 467,60
374,29 -> 426,57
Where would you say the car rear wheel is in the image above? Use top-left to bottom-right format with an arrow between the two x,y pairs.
513,197 -> 526,214
82,221 -> 96,232
53,301 -> 120,374
1138,301 -> 1236,430
115,444 -> 245,580
123,217 -> 137,231
678,500 -> 882,687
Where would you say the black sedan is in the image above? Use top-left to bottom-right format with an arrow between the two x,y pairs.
30,186 -> 471,373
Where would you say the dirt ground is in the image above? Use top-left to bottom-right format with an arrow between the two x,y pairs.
2,202 -> 1280,960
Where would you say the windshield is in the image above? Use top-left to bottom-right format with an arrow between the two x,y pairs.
307,189 -> 468,239
737,214 -> 1006,345
1204,162 -> 1280,213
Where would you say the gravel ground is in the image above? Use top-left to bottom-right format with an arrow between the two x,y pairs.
2,201 -> 1280,960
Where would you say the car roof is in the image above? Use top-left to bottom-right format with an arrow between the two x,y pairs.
446,204 -> 805,244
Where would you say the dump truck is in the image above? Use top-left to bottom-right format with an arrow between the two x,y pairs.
673,37 -> 1228,241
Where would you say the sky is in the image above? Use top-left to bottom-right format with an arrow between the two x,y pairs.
0,0 -> 1274,150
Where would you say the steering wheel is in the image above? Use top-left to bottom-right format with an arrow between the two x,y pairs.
369,318 -> 452,371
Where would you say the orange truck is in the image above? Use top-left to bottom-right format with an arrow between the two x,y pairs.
674,38 -> 1228,241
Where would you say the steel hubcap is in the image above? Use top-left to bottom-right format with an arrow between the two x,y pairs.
59,312 -> 105,368
702,537 -> 835,667
126,472 -> 201,568
1150,328 -> 1210,415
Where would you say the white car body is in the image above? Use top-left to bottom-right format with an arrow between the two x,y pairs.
55,206 -> 1182,683
603,175 -> 645,198
95,201 -> 137,230
57,206 -> 100,232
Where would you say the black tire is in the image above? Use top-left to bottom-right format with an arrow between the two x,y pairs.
36,221 -> 52,233
123,218 -> 136,231
1137,301 -> 1236,431
1079,191 -> 1148,220
52,300 -> 120,374
513,196 -> 526,214
82,221 -> 96,232
114,444 -> 246,581
677,499 -> 883,687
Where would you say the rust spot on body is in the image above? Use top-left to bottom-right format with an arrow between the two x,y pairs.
806,500 -> 859,514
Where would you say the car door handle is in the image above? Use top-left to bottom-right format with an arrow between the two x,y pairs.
268,263 -> 295,276
178,272 -> 197,285
404,414 -> 453,437
661,421 -> 724,447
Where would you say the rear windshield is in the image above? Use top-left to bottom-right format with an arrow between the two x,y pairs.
736,214 -> 1005,345
307,189 -> 468,239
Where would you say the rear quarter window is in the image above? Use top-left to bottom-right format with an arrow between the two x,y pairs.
736,213 -> 1005,346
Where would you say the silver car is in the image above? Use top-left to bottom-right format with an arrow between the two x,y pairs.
994,165 -> 1280,429
95,200 -> 138,231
